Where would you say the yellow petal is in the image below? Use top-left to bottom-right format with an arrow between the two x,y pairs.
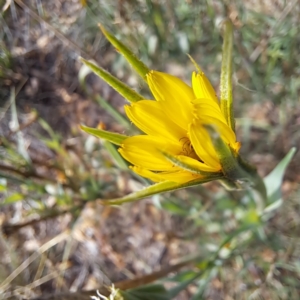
232,141 -> 241,153
192,71 -> 218,104
130,166 -> 165,182
119,135 -> 182,171
124,100 -> 186,142
132,166 -> 201,183
189,120 -> 221,169
147,71 -> 194,129
200,116 -> 237,148
192,98 -> 239,150
192,98 -> 227,125
155,170 -> 201,183
176,155 -> 220,172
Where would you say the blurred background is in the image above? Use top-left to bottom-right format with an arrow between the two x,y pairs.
0,0 -> 300,299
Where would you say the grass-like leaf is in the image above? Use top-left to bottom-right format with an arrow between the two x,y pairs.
263,147 -> 296,210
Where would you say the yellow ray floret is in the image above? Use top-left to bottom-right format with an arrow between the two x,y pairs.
118,70 -> 240,183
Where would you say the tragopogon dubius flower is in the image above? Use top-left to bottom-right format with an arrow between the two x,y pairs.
118,70 -> 241,184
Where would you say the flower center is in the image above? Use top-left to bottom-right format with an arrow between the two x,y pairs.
179,137 -> 199,160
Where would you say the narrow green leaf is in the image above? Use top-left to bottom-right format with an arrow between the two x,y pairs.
44,139 -> 62,152
80,58 -> 144,103
127,284 -> 167,293
10,87 -> 31,163
0,178 -> 7,192
38,118 -> 61,142
263,147 -> 296,207
160,200 -> 188,216
121,284 -> 169,300
161,150 -> 222,177
190,268 -> 218,300
80,124 -> 128,145
2,193 -> 24,206
166,270 -> 198,282
95,95 -> 130,128
168,271 -> 202,298
237,155 -> 267,203
220,19 -> 235,132
103,141 -> 128,170
100,175 -> 223,206
99,24 -> 150,80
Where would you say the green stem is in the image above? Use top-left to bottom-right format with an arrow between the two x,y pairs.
220,19 -> 235,132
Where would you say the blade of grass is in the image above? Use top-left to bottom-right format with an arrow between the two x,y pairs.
95,95 -> 130,128
103,141 -> 128,170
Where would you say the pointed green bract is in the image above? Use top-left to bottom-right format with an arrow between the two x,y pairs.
99,24 -> 150,81
220,19 -> 235,132
161,150 -> 222,177
204,125 -> 246,182
187,54 -> 203,74
100,175 -> 223,206
80,124 -> 128,145
80,58 -> 144,103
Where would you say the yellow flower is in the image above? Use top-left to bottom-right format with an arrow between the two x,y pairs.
118,70 -> 241,184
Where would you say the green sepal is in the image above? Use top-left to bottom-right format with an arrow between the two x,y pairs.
187,54 -> 203,73
204,125 -> 247,184
220,19 -> 235,132
100,175 -> 223,206
80,124 -> 128,145
80,58 -> 144,103
160,150 -> 223,177
99,24 -> 150,81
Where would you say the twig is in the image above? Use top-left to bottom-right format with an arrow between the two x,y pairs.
30,253 -> 202,300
